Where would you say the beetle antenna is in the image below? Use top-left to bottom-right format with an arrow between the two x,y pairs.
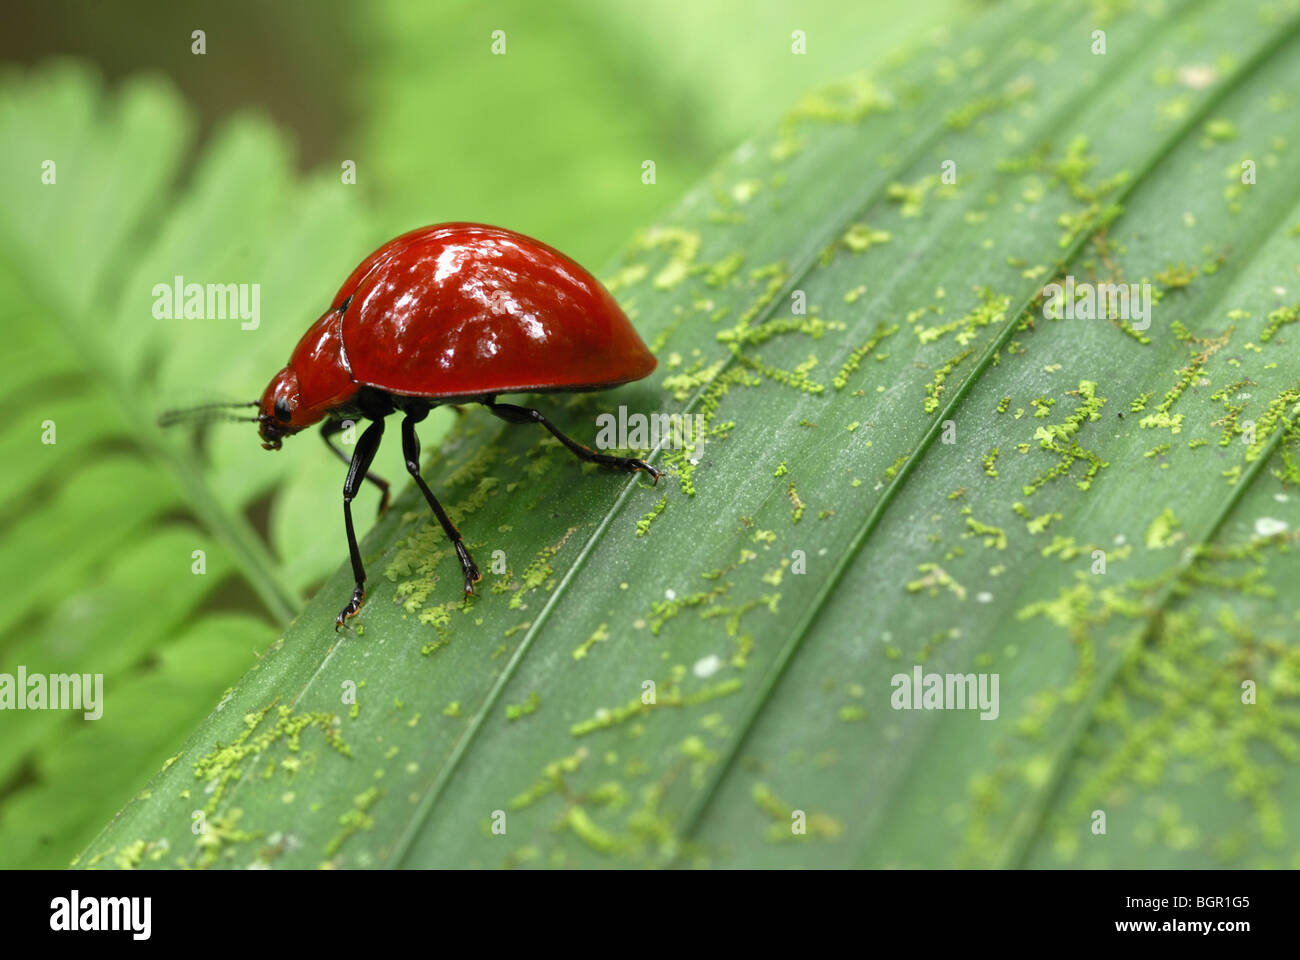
157,401 -> 260,428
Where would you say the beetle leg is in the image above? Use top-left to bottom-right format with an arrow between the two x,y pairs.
484,401 -> 661,484
322,419 -> 391,515
401,410 -> 481,596
336,418 -> 386,630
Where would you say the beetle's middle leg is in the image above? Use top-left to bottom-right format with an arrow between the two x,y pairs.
322,418 -> 391,515
401,409 -> 481,596
336,418 -> 385,630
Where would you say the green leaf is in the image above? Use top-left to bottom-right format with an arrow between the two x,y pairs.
0,64 -> 389,865
82,0 -> 1300,868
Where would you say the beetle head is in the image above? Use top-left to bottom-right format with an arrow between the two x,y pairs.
257,366 -> 303,450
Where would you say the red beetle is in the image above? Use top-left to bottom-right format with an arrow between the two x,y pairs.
165,223 -> 659,628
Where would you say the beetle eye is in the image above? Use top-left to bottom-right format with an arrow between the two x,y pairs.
274,397 -> 292,423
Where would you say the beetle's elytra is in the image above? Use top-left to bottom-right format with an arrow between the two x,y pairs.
164,223 -> 660,629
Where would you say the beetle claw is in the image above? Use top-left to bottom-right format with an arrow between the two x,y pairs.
631,459 -> 661,485
336,586 -> 366,631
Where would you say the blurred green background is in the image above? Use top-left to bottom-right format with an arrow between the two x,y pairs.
0,0 -> 969,866
3,0 -> 967,261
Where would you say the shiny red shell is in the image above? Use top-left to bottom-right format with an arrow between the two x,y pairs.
336,223 -> 656,396
258,223 -> 656,441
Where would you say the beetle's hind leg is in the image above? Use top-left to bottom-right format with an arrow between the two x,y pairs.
401,409 -> 481,595
484,401 -> 661,483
